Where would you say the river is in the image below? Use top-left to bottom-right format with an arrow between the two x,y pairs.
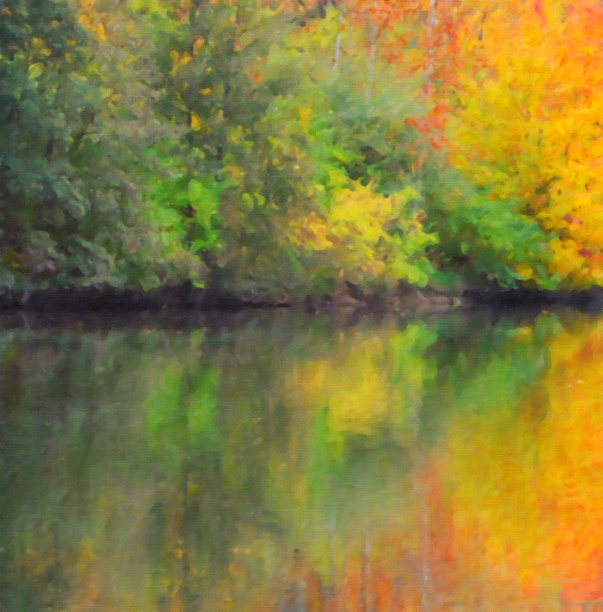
1,306 -> 602,611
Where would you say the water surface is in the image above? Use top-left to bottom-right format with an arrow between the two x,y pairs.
1,307 -> 602,611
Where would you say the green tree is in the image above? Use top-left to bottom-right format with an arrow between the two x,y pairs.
0,0 -> 204,290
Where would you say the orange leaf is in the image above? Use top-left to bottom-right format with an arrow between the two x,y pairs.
430,137 -> 442,150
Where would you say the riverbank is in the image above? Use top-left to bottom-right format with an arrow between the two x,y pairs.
1,283 -> 602,315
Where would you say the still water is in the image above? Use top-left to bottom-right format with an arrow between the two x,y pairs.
1,307 -> 603,611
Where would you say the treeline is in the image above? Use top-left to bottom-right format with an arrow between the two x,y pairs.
1,0 -> 601,298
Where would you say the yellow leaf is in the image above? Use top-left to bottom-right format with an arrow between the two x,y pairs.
299,106 -> 312,133
28,63 -> 44,80
190,113 -> 202,131
96,22 -> 107,41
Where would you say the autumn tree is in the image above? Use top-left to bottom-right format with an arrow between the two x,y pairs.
448,0 -> 603,288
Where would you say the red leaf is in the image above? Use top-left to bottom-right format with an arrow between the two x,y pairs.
430,137 -> 442,150
534,0 -> 547,25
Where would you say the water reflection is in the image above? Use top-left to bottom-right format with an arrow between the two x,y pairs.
1,309 -> 602,610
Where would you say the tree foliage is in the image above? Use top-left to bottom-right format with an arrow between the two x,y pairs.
1,0 -> 601,294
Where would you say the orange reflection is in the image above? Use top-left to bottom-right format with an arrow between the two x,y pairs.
433,316 -> 603,610
257,315 -> 603,611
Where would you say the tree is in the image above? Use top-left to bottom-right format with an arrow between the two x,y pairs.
0,0 -> 204,290
448,0 -> 603,288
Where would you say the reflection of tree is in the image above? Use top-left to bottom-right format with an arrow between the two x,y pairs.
143,315 -> 350,610
145,333 -> 227,611
1,310 -> 584,610
535,318 -> 603,606
421,313 -> 603,610
258,321 -> 438,610
254,312 -> 566,611
0,330 -> 168,609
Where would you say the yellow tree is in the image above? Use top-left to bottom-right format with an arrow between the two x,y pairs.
448,0 -> 603,287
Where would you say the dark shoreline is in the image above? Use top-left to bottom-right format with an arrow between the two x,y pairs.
0,283 -> 602,315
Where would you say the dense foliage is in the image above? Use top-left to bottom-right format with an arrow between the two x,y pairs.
1,0 -> 600,295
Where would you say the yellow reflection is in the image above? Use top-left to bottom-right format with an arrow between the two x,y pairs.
438,316 -> 603,609
286,323 -> 432,442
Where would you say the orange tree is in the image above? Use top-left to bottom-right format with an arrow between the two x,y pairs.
447,0 -> 603,288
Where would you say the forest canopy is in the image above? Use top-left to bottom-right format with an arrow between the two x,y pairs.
1,0 -> 601,297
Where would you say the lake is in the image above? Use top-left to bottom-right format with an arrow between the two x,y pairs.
1,306 -> 602,611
